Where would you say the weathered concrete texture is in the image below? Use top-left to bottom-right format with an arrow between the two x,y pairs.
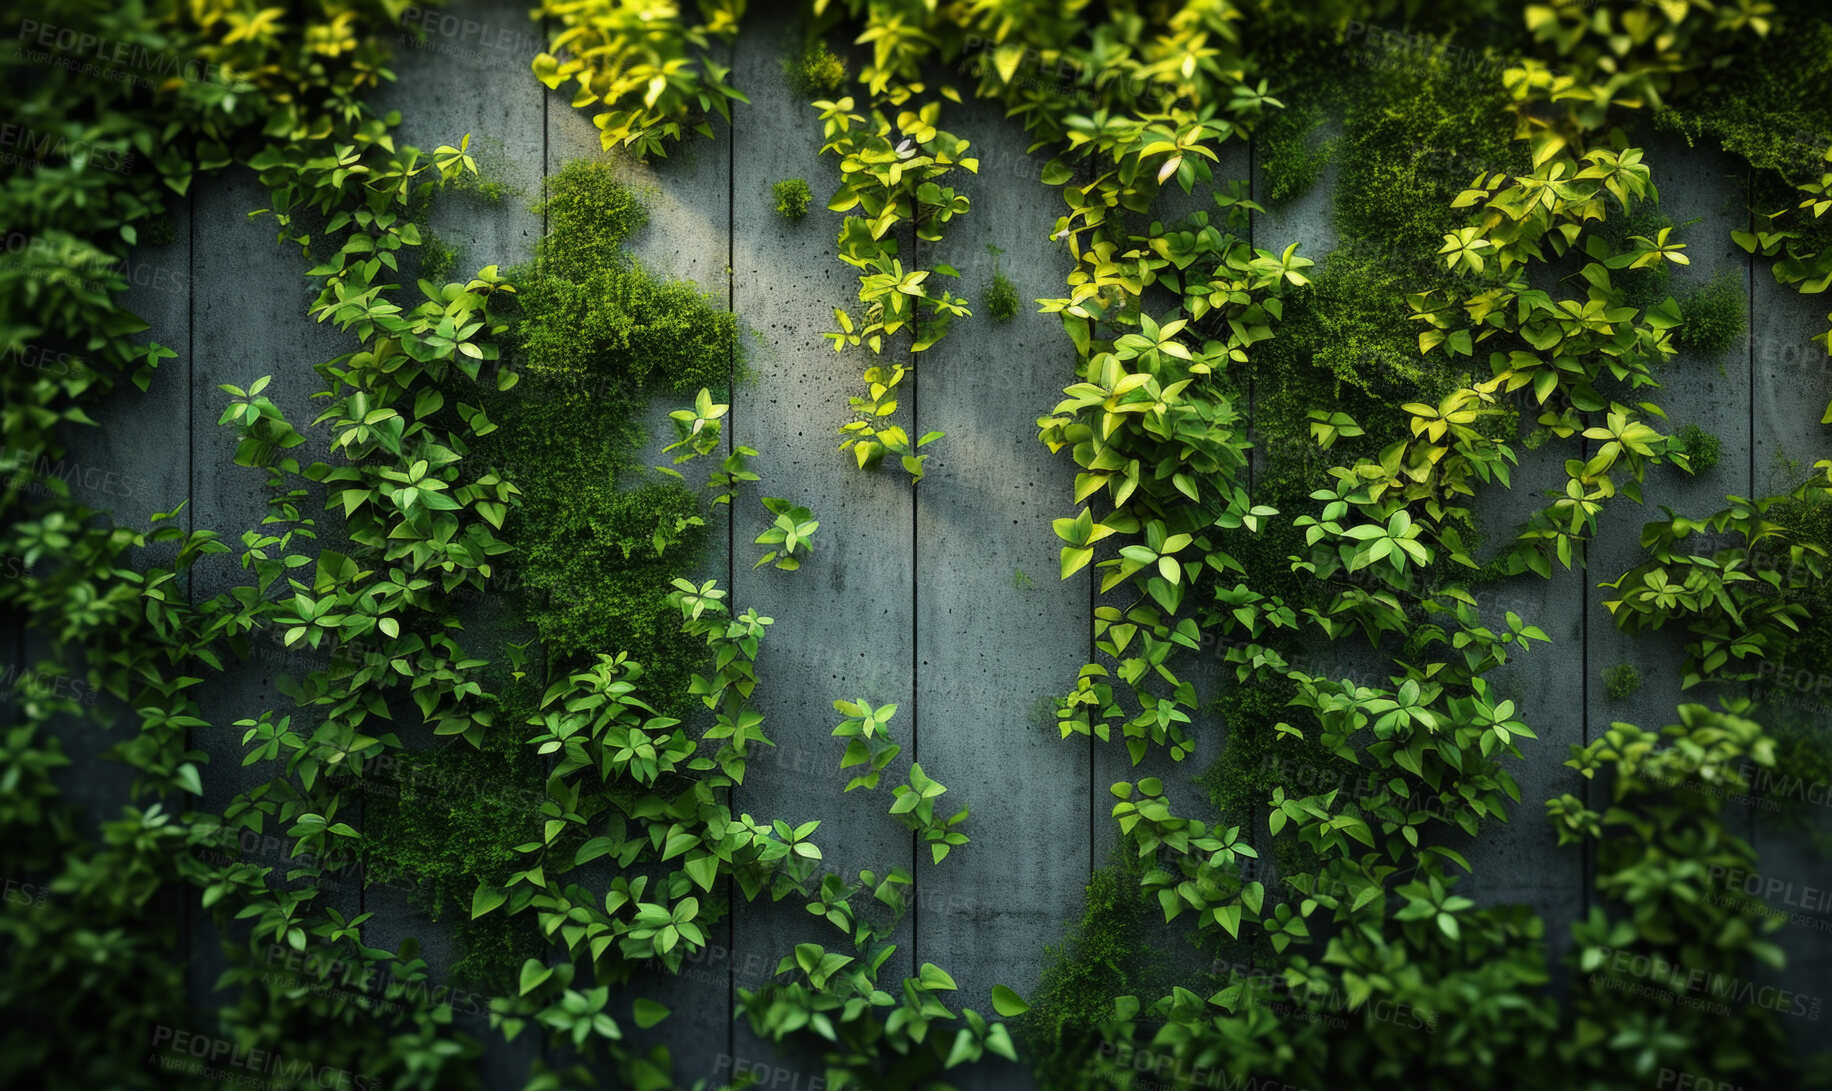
911,91 -> 1090,1084
1252,129 -> 1341,277
725,16 -> 918,1082
1457,439 -> 1586,985
540,31 -> 743,1084
65,197 -> 193,532
362,1 -> 549,1083
42,192 -> 194,842
1748,218 -> 1832,1059
1573,134 -> 1756,992
1582,134 -> 1753,760
186,162 -> 361,1015
1751,251 -> 1832,496
377,0 -> 546,277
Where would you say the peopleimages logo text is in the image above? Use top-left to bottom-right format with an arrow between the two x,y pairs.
16,19 -> 238,85
148,1024 -> 379,1089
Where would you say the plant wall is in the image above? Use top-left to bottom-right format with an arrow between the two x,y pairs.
4,0 -> 1832,1089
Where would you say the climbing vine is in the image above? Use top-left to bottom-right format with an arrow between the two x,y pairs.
9,1 -> 1832,1089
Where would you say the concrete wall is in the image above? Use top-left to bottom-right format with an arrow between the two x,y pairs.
56,1 -> 1832,1084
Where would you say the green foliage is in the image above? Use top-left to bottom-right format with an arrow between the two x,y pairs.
1334,48 -> 1522,271
1589,202 -> 1680,312
1551,705 -> 1797,1087
1510,0 -> 1773,138
737,950 -> 1016,1090
1668,423 -> 1724,475
1253,95 -> 1333,204
1651,11 -> 1832,375
984,268 -> 1019,322
0,0 -> 511,1085
16,2 -> 1832,1087
358,735 -> 548,991
817,90 -> 973,479
480,576 -> 1005,1087
829,700 -> 971,863
503,473 -> 711,699
1727,461 -> 1832,843
474,162 -> 740,706
1674,269 -> 1748,354
1250,43 -> 1523,490
1652,14 -> 1832,189
772,176 -> 814,220
889,763 -> 970,865
530,0 -> 747,159
785,38 -> 848,97
832,698 -> 903,791
753,496 -> 819,571
1017,853 -> 1156,1091
513,161 -> 731,391
418,230 -> 461,283
1401,138 -> 1693,574
657,388 -> 761,508
1603,462 -> 1832,688
1757,705 -> 1832,856
1603,663 -> 1643,700
530,159 -> 649,278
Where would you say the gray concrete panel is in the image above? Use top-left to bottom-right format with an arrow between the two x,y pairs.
911,90 -> 1090,1089
727,16 -> 918,1084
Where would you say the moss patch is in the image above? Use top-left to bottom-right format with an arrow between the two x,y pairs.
1674,270 -> 1747,355
470,160 -> 738,706
1655,12 -> 1832,260
361,731 -> 547,992
1669,423 -> 1725,475
410,161 -> 743,983
1018,851 -> 1162,1091
1603,662 -> 1642,700
785,38 -> 847,96
773,177 -> 813,220
984,269 -> 1019,322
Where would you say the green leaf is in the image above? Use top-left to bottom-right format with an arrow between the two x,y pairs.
985,1023 -> 1019,1062
632,998 -> 671,1029
683,854 -> 720,892
944,1027 -> 977,1068
919,963 -> 958,991
471,885 -> 508,919
575,836 -> 619,866
991,985 -> 1030,1017
173,762 -> 203,796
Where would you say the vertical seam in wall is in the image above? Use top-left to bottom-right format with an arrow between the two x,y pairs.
1580,436 -> 1591,920
1245,134 -> 1257,958
910,213 -> 921,970
184,180 -> 196,982
1746,161 -> 1756,515
725,36 -> 737,1067
1744,161 -> 1757,847
540,39 -> 551,1071
1082,153 -> 1096,888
